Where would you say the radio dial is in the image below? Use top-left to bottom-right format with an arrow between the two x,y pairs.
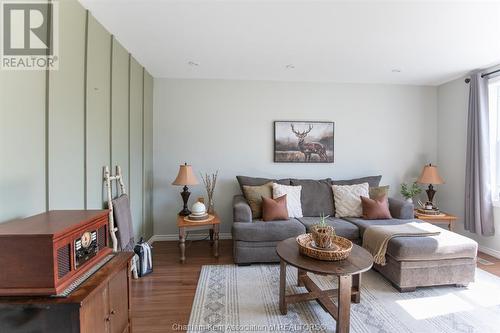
81,231 -> 92,248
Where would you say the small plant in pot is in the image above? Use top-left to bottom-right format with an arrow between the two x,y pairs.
400,181 -> 422,203
311,213 -> 336,249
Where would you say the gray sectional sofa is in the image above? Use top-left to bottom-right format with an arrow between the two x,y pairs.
232,175 -> 478,292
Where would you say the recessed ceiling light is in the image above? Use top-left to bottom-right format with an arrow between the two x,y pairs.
286,64 -> 295,70
188,61 -> 199,67
391,68 -> 402,73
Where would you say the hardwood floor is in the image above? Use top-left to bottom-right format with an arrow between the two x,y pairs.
131,239 -> 233,333
131,240 -> 500,333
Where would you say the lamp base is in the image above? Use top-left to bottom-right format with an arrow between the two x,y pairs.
426,184 -> 436,204
178,208 -> 192,216
179,185 -> 191,216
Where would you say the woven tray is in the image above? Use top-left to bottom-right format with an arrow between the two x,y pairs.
296,233 -> 353,261
183,214 -> 215,223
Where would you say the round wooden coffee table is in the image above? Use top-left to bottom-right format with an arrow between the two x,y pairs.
276,237 -> 373,333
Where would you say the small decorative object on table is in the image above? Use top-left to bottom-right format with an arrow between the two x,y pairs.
296,233 -> 352,261
310,213 -> 336,249
400,181 -> 422,203
187,201 -> 209,221
201,170 -> 218,214
172,163 -> 199,216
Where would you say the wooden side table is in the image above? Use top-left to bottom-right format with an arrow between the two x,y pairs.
177,214 -> 220,263
415,211 -> 457,231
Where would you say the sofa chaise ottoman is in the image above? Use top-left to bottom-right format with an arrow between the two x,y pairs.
231,175 -> 478,291
345,217 -> 478,291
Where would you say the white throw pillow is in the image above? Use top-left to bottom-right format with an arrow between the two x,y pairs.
332,183 -> 369,218
272,183 -> 303,218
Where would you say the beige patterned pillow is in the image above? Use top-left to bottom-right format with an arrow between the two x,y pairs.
272,183 -> 303,218
369,185 -> 390,201
332,183 -> 369,218
242,182 -> 273,219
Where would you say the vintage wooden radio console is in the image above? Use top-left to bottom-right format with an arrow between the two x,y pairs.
0,210 -> 112,296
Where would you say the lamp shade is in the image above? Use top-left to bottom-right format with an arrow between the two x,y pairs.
417,164 -> 444,185
172,164 -> 199,186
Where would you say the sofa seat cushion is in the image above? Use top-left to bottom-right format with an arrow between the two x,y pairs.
297,217 -> 360,241
290,178 -> 334,217
343,217 -> 411,237
344,218 -> 478,261
386,229 -> 478,261
232,219 -> 306,242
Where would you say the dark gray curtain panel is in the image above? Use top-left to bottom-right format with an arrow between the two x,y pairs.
465,71 -> 495,236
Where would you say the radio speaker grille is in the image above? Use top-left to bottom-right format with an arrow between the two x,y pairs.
57,245 -> 71,279
97,225 -> 107,249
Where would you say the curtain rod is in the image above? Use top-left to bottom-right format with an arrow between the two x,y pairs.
464,68 -> 500,83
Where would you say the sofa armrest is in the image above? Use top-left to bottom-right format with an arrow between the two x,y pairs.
388,197 -> 414,219
233,195 -> 252,222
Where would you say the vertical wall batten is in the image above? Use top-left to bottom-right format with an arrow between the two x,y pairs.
83,9 -> 89,209
109,35 -> 114,172
45,0 -> 52,212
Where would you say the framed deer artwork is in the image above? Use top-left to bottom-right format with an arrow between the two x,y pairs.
274,121 -> 334,163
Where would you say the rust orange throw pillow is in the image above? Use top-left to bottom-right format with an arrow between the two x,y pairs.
262,194 -> 289,221
360,195 -> 392,220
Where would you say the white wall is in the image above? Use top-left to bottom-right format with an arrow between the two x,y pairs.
437,77 -> 500,256
153,79 -> 437,235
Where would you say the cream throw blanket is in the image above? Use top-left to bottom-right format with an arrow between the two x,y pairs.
363,222 -> 442,265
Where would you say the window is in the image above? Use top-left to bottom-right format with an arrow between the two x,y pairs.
488,78 -> 500,202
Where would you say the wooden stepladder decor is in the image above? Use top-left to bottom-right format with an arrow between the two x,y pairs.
103,166 -> 124,252
103,165 -> 139,279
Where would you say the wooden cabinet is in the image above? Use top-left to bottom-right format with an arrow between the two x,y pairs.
0,253 -> 133,333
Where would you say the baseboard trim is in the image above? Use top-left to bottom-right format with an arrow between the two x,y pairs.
478,245 -> 500,259
148,233 -> 232,244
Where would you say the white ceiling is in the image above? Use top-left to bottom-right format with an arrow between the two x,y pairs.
79,0 -> 500,86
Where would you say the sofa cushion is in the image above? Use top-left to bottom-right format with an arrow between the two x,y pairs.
332,175 -> 382,187
231,219 -> 306,242
242,182 -> 273,219
369,185 -> 390,200
344,218 -> 478,261
296,217 -> 360,241
272,183 -> 303,218
262,195 -> 289,221
361,195 -> 392,220
236,176 -> 290,193
386,229 -> 478,261
343,217 -> 411,237
332,183 -> 369,217
290,178 -> 334,217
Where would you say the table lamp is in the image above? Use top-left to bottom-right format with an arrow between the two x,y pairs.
172,163 -> 199,216
417,163 -> 444,207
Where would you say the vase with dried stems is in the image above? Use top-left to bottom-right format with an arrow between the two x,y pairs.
201,171 -> 218,214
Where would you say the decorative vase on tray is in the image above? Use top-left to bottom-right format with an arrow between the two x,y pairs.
310,213 -> 337,250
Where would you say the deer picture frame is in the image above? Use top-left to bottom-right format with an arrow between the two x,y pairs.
274,121 -> 334,163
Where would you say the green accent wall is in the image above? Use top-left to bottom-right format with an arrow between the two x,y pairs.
0,0 -> 154,240
129,57 -> 144,239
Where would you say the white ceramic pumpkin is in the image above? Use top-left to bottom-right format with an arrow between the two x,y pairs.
191,201 -> 207,215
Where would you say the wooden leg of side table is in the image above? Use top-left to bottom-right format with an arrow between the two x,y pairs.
213,224 -> 219,258
337,275 -> 352,333
179,227 -> 186,263
279,260 -> 287,315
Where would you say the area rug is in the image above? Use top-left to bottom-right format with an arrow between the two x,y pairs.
188,265 -> 500,333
